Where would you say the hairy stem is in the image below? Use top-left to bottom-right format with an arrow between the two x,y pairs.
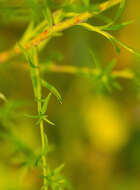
0,0 -> 121,63
32,49 -> 48,190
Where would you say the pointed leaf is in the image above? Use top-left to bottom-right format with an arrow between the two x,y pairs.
112,37 -> 140,58
19,22 -> 34,45
79,22 -> 140,57
89,49 -> 101,69
18,43 -> 37,68
54,164 -> 65,175
44,133 -> 49,153
41,79 -> 62,104
43,0 -> 53,27
109,37 -> 121,53
54,10 -> 64,25
0,92 -> 7,102
94,14 -> 112,25
105,59 -> 117,75
41,93 -> 52,114
100,0 -> 126,30
79,23 -> 120,53
24,113 -> 41,119
114,0 -> 126,22
44,7 -> 53,27
105,20 -> 133,31
44,117 -> 55,126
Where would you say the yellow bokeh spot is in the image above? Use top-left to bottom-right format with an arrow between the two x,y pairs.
85,97 -> 129,153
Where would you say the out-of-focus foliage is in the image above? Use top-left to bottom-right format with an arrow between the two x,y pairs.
0,0 -> 140,190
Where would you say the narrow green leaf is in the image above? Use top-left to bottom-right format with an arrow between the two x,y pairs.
18,43 -> 37,68
109,37 -> 121,53
41,79 -> 62,104
43,0 -> 53,27
24,113 -> 41,119
114,0 -> 126,22
44,133 -> 49,153
0,92 -> 7,102
100,0 -> 126,30
79,23 -> 120,53
35,118 -> 42,125
105,59 -> 117,75
94,14 -> 113,25
103,79 -> 112,92
79,23 -> 140,57
54,10 -> 64,25
19,22 -> 34,45
44,117 -> 55,126
19,44 -> 38,98
54,164 -> 65,174
89,49 -> 101,69
104,20 -> 133,31
41,93 -> 52,114
30,68 -> 38,98
43,7 -> 53,27
112,37 -> 140,58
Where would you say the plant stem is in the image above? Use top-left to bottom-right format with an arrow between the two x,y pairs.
40,64 -> 134,80
18,61 -> 134,80
33,49 -> 48,190
40,121 -> 48,190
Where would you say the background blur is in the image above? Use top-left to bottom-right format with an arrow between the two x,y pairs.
0,0 -> 140,190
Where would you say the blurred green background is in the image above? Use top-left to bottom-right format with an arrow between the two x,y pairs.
0,0 -> 140,190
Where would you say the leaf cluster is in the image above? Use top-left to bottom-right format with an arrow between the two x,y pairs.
41,164 -> 71,190
87,51 -> 121,94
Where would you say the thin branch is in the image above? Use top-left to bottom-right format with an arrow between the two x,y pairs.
0,0 -> 121,63
17,62 -> 134,80
41,64 -> 134,80
32,50 -> 48,190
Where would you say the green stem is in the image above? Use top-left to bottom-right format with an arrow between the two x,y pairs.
40,120 -> 48,190
32,49 -> 48,190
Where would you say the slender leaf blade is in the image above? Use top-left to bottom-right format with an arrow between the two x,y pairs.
0,92 -> 7,102
41,79 -> 62,104
41,93 -> 52,114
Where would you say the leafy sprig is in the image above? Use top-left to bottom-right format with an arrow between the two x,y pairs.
0,0 -> 122,63
0,0 -> 140,190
